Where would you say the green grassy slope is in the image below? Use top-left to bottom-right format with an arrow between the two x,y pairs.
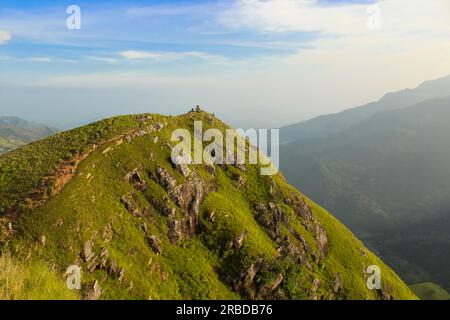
280,97 -> 450,292
410,282 -> 450,300
0,111 -> 416,300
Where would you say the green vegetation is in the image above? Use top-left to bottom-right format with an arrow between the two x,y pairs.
0,111 -> 416,300
281,97 -> 450,293
0,252 -> 78,300
0,116 -> 57,154
410,283 -> 450,300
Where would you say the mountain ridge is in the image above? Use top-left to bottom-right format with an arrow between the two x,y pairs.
281,96 -> 450,291
0,116 -> 57,154
0,111 -> 415,300
281,75 -> 450,143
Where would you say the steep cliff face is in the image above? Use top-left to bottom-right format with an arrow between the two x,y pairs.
0,111 -> 416,300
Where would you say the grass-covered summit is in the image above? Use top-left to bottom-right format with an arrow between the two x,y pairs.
0,110 -> 416,300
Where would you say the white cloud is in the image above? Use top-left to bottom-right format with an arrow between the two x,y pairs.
0,30 -> 11,44
119,50 -> 228,64
213,0 -> 450,119
219,0 -> 367,34
28,57 -> 52,62
119,50 -> 165,60
86,56 -> 119,64
218,0 -> 450,36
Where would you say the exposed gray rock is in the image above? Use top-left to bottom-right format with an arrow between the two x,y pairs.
226,230 -> 248,251
259,274 -> 284,296
124,166 -> 147,191
269,178 -> 276,195
315,223 -> 328,258
288,193 -> 314,223
99,247 -> 109,269
148,235 -> 163,255
277,236 -> 306,264
82,240 -> 95,263
156,167 -> 178,191
168,220 -> 186,244
120,195 -> 137,213
85,280 -> 102,300
333,273 -> 342,293
107,259 -> 125,281
311,278 -> 321,292
171,151 -> 192,177
103,223 -> 113,242
234,258 -> 264,296
170,175 -> 214,235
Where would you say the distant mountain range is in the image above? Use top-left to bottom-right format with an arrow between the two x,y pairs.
280,75 -> 450,293
0,116 -> 57,154
281,75 -> 450,143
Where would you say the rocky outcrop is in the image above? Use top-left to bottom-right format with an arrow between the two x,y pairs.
155,166 -> 214,237
286,194 -> 314,225
171,151 -> 192,177
148,235 -> 163,255
120,194 -> 141,217
124,166 -> 147,191
333,273 -> 342,293
233,258 -> 264,298
81,240 -> 96,270
168,220 -> 187,244
277,236 -> 307,264
259,274 -> 284,297
84,280 -> 102,300
315,223 -> 328,259
107,260 -> 125,282
226,230 -> 248,251
102,223 -> 114,243
156,167 -> 178,191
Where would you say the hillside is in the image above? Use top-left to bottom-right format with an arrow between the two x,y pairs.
281,96 -> 450,292
410,283 -> 450,300
281,75 -> 450,143
0,111 -> 415,300
0,116 -> 57,154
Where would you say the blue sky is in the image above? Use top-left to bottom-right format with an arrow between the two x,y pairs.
0,0 -> 449,128
0,0 -> 316,75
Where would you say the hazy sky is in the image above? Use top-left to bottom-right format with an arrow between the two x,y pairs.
1,0 -> 450,128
